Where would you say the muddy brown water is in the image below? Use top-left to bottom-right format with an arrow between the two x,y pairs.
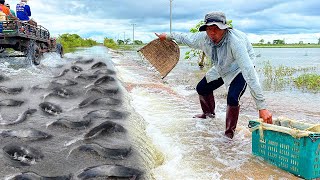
110,46 -> 320,179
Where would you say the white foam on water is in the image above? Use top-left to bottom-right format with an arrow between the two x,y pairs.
64,136 -> 83,147
111,51 -> 248,179
130,87 -> 224,179
113,53 -> 301,179
40,52 -> 66,67
171,85 -> 196,96
4,175 -> 16,180
116,66 -> 151,84
110,56 -> 122,64
45,120 -> 56,128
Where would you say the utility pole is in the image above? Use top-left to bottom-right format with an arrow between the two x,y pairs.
132,23 -> 136,45
123,32 -> 125,43
170,0 -> 173,34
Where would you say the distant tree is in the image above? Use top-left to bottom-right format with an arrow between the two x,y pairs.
133,40 -> 143,45
186,21 -> 205,62
318,38 -> 320,45
299,41 -> 304,44
273,39 -> 285,45
103,38 -> 118,49
124,38 -> 131,45
267,41 -> 271,44
259,39 -> 264,44
57,33 -> 98,49
117,40 -> 124,45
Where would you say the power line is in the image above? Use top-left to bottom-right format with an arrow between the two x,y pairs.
170,0 -> 173,34
132,23 -> 136,45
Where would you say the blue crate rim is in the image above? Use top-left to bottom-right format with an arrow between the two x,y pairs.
248,120 -> 320,142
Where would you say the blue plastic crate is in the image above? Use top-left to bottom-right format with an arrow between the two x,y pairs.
249,120 -> 320,180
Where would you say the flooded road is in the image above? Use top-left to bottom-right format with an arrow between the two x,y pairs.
0,45 -> 319,179
110,46 -> 320,179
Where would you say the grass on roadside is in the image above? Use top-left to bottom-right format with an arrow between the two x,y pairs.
294,74 -> 320,92
253,44 -> 320,48
260,61 -> 319,92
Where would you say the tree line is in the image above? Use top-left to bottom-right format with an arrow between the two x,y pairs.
256,38 -> 320,45
103,38 -> 144,49
56,33 -> 98,50
56,33 -> 145,51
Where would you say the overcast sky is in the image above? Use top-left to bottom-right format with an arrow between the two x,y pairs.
8,0 -> 320,43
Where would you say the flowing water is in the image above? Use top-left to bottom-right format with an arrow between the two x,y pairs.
110,46 -> 320,180
0,46 -> 319,179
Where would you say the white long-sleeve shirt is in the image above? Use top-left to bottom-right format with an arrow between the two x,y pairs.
168,29 -> 266,110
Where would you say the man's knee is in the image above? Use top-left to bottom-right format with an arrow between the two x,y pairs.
196,83 -> 207,95
227,96 -> 239,106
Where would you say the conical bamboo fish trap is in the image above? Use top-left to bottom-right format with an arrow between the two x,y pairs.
138,39 -> 180,79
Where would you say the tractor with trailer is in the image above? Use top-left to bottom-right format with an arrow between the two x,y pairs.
0,20 -> 63,65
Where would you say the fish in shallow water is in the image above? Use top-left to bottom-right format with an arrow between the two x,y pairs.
83,109 -> 127,120
93,69 -> 116,75
31,84 -> 50,91
53,69 -> 70,78
84,121 -> 126,139
78,96 -> 121,108
93,75 -> 115,85
74,58 -> 94,64
0,74 -> 9,82
50,79 -> 78,86
77,164 -> 142,180
0,128 -> 52,140
85,86 -> 119,95
0,99 -> 24,106
75,73 -> 99,80
6,171 -> 72,180
0,86 -> 23,94
44,87 -> 74,100
39,102 -> 62,115
0,109 -> 37,126
70,142 -> 131,160
91,61 -> 107,69
2,143 -> 44,167
48,118 -> 91,130
84,75 -> 116,89
71,65 -> 83,73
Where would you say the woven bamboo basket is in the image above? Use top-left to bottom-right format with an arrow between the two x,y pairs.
138,39 -> 180,79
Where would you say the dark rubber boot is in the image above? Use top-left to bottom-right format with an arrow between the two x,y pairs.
225,105 -> 240,139
193,93 -> 215,119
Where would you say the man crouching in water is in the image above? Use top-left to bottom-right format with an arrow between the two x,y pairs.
156,11 -> 272,139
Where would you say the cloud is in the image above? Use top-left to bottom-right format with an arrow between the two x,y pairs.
7,0 -> 320,43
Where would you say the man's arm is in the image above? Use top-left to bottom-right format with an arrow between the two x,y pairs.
5,8 -> 17,20
26,5 -> 31,16
155,32 -> 205,50
231,40 -> 272,123
8,13 -> 17,20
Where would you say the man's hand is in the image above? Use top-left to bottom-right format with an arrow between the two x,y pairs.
155,33 -> 167,41
259,109 -> 272,124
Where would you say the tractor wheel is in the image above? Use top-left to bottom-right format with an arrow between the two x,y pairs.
0,47 -> 5,53
56,43 -> 64,58
26,41 -> 42,65
33,45 -> 42,65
